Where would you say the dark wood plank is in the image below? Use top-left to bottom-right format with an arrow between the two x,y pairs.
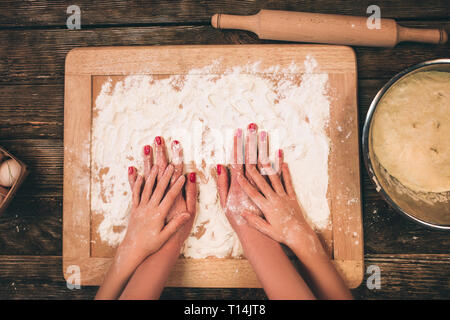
353,254 -> 450,299
360,186 -> 450,254
0,84 -> 63,139
0,0 -> 448,28
0,254 -> 448,299
0,106 -> 62,139
0,197 -> 61,256
0,139 -> 62,197
0,21 -> 448,85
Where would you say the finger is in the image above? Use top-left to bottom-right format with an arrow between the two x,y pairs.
245,123 -> 258,186
246,165 -> 276,199
281,162 -> 297,197
185,172 -> 197,214
158,212 -> 191,244
216,164 -> 229,208
242,211 -> 283,243
128,166 -> 137,190
276,149 -> 283,175
143,145 -> 153,179
266,149 -> 286,195
140,165 -> 158,205
149,164 -> 175,206
154,136 -> 168,180
246,123 -> 258,166
170,140 -> 183,186
258,131 -> 270,170
231,128 -> 244,177
236,174 -> 266,209
159,175 -> 186,214
257,130 -> 277,181
132,175 -> 144,208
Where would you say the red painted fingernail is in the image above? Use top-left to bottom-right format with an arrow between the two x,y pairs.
155,136 -> 162,145
236,128 -> 243,138
278,149 -> 283,158
144,145 -> 151,155
128,166 -> 134,174
217,164 -> 222,175
189,172 -> 196,183
173,140 -> 179,145
248,123 -> 257,132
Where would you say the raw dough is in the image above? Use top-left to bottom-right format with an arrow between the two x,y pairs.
372,71 -> 450,193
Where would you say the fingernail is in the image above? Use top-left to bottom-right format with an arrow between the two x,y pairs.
248,123 -> 257,132
144,145 -> 151,155
128,166 -> 134,175
217,164 -> 222,175
172,140 -> 179,146
189,172 -> 196,183
236,128 -> 242,138
278,149 -> 283,158
155,136 -> 162,145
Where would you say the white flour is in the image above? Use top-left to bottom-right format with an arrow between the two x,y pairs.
91,56 -> 331,258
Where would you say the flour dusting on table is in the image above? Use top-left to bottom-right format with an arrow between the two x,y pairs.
91,56 -> 331,258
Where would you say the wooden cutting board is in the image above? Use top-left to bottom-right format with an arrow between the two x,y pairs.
63,44 -> 363,288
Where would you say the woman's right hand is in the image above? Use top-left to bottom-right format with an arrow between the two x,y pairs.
218,124 -> 326,260
215,124 -> 319,300
216,124 -> 262,230
236,160 -> 326,259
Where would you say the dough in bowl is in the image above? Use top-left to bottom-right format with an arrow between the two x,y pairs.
372,71 -> 450,193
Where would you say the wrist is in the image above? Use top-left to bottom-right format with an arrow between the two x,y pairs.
115,240 -> 146,273
173,218 -> 195,247
290,233 -> 328,263
286,223 -> 327,258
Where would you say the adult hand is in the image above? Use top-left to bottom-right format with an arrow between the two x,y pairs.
236,141 -> 325,259
216,125 -> 261,230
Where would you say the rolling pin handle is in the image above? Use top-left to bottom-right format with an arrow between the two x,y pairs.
211,13 -> 220,29
397,25 -> 448,45
211,13 -> 259,34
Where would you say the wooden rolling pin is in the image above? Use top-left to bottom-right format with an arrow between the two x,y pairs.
211,10 -> 448,47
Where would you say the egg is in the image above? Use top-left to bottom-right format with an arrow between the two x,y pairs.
0,159 -> 21,187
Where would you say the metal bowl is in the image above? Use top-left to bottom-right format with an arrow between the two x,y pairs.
362,59 -> 450,230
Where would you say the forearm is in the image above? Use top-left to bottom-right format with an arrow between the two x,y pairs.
291,239 -> 352,300
95,247 -> 143,300
119,233 -> 185,300
235,224 -> 315,300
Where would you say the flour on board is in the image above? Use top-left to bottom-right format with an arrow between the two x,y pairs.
91,56 -> 331,258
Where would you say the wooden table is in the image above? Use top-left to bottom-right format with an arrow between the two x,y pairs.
0,0 -> 449,299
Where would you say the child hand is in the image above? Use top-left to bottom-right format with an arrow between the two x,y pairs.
132,137 -> 197,244
120,162 -> 190,264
